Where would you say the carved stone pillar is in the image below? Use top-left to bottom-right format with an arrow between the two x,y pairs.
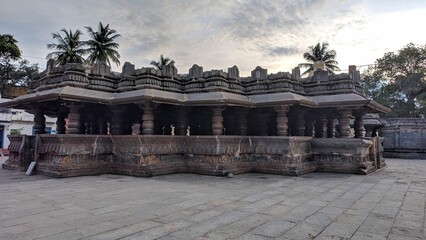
315,115 -> 326,138
327,115 -> 336,138
110,106 -> 125,135
141,103 -> 155,135
56,110 -> 66,134
364,127 -> 372,138
295,109 -> 306,136
98,116 -> 108,134
176,107 -> 189,136
237,108 -> 248,135
88,113 -> 99,134
339,109 -> 352,138
85,113 -> 92,134
354,110 -> 366,138
274,106 -> 289,136
305,116 -> 314,137
34,108 -> 46,134
66,103 -> 81,134
211,106 -> 225,135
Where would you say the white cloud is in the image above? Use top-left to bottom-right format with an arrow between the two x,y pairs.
1,0 -> 425,76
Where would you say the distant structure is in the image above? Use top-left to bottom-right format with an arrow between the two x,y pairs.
0,61 -> 389,176
0,96 -> 56,152
381,118 -> 426,159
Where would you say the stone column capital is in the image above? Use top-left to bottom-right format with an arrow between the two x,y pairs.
274,105 -> 290,112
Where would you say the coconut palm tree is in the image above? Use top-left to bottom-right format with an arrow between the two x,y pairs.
46,29 -> 86,66
85,22 -> 121,67
150,55 -> 175,70
299,42 -> 340,76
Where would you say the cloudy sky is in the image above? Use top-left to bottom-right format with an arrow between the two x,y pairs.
1,0 -> 425,76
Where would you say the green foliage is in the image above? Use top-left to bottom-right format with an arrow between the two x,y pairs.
150,54 -> 175,70
0,34 -> 21,60
10,128 -> 22,135
363,43 -> 426,117
299,42 -> 340,76
0,59 -> 39,88
85,22 -> 121,67
46,23 -> 121,67
0,35 -> 39,94
46,29 -> 87,65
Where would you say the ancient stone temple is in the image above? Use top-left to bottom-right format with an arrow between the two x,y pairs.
0,61 -> 389,177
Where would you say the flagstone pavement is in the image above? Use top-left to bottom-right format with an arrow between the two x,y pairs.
0,158 -> 425,240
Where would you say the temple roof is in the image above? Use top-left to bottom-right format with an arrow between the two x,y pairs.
0,62 -> 390,114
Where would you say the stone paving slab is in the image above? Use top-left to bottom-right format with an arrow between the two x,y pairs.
0,159 -> 426,239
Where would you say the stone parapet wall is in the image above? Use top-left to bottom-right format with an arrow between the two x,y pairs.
381,118 -> 426,159
311,138 -> 376,174
2,135 -> 34,171
3,135 -> 380,177
36,135 -> 113,177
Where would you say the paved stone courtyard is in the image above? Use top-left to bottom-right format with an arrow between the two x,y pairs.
0,158 -> 425,240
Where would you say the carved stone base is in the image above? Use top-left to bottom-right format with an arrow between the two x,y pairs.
4,135 -> 382,178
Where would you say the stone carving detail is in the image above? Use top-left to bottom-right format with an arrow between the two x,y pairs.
176,107 -> 189,136
110,106 -> 125,135
211,107 -> 225,135
349,65 -> 360,82
291,67 -> 300,80
294,109 -> 306,136
354,110 -> 366,138
161,63 -> 177,77
122,62 -> 135,76
91,62 -> 111,75
131,123 -> 141,135
227,65 -> 239,79
339,109 -> 352,138
251,66 -> 267,80
31,61 -> 366,98
188,64 -> 203,78
46,59 -> 55,75
327,116 -> 336,138
141,103 -> 155,135
34,108 -> 46,134
314,117 -> 326,138
311,69 -> 329,82
275,106 -> 289,136
237,108 -> 248,136
66,103 -> 81,134
56,112 -> 66,134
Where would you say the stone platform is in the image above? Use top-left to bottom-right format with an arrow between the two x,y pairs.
2,135 -> 384,178
0,158 -> 424,240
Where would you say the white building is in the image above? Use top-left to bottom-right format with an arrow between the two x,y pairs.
0,96 -> 56,150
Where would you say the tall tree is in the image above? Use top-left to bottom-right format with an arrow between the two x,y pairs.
0,34 -> 21,60
1,35 -> 38,95
299,42 -> 340,76
85,22 -> 121,67
363,43 -> 426,117
150,55 -> 175,70
46,29 -> 86,65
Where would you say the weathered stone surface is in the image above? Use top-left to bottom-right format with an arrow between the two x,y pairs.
2,135 -> 34,171
3,135 -> 379,178
312,138 -> 375,174
381,118 -> 426,159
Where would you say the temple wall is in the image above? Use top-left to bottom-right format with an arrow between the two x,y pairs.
381,118 -> 426,159
311,138 -> 376,174
3,135 -> 381,177
2,135 -> 34,171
